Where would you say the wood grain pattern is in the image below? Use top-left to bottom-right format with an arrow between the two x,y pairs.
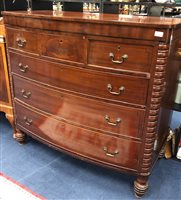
87,38 -> 155,73
13,75 -> 145,139
3,11 -> 181,198
6,27 -> 39,55
15,101 -> 141,172
3,11 -> 175,41
9,51 -> 149,106
0,24 -> 14,127
40,32 -> 86,64
0,46 -> 8,102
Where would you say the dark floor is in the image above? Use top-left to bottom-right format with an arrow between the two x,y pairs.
0,112 -> 181,200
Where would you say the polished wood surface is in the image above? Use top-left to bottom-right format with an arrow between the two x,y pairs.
0,20 -> 5,36
6,27 -> 39,55
15,101 -> 141,171
0,45 -> 8,102
13,75 -> 145,139
3,11 -> 181,197
40,32 -> 86,64
0,19 -> 13,126
9,51 -> 149,106
2,10 -> 181,27
2,11 -> 177,41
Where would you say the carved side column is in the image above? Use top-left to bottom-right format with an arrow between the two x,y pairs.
134,44 -> 169,197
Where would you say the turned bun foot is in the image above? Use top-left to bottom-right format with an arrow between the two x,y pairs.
134,179 -> 148,198
14,130 -> 26,144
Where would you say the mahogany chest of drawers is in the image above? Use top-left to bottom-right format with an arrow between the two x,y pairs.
3,11 -> 181,197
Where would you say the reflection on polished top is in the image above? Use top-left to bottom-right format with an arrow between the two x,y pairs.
2,10 -> 181,28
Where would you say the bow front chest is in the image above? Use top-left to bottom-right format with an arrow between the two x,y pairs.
3,11 -> 181,197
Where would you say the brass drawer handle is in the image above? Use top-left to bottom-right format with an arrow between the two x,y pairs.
16,38 -> 26,47
18,63 -> 29,73
107,84 -> 125,95
109,52 -> 128,64
105,115 -> 122,126
21,89 -> 31,99
103,147 -> 119,157
23,116 -> 32,126
175,48 -> 181,57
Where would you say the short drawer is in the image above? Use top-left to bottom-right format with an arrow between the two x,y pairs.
6,27 -> 39,54
13,75 -> 145,139
15,102 -> 141,171
40,32 -> 86,64
88,39 -> 154,73
10,52 -> 148,106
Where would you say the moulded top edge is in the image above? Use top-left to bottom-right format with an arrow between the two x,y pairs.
2,10 -> 181,29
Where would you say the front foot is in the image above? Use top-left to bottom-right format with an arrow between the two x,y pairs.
134,177 -> 148,198
14,129 -> 26,144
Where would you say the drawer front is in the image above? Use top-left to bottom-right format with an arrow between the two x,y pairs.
13,75 -> 145,139
6,28 -> 39,54
88,39 -> 154,73
15,102 -> 140,171
40,32 -> 85,64
10,52 -> 148,106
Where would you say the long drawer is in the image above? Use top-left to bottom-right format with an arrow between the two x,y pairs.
10,52 -> 149,106
15,102 -> 141,171
13,75 -> 145,139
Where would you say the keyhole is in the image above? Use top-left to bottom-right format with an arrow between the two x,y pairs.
117,45 -> 121,51
59,40 -> 63,45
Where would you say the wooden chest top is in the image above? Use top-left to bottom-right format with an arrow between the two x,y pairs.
2,11 -> 181,42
